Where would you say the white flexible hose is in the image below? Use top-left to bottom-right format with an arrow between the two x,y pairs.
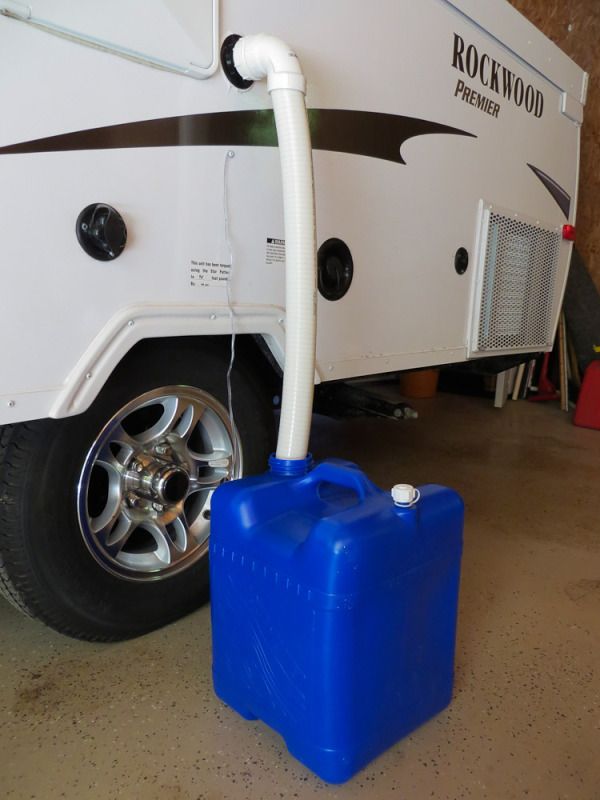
270,89 -> 317,460
233,35 -> 316,461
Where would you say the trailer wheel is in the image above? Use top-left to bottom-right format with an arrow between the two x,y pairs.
0,339 -> 274,641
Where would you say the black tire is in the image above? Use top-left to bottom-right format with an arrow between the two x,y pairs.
0,337 -> 274,641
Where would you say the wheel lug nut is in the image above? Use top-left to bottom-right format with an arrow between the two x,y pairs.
134,462 -> 143,473
152,502 -> 164,512
155,444 -> 169,456
126,493 -> 139,508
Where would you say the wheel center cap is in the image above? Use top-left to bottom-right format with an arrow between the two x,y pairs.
125,457 -> 190,506
153,465 -> 190,505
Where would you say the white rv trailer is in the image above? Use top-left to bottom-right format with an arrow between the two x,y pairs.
0,1 -> 586,639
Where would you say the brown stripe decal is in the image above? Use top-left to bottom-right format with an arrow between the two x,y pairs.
527,163 -> 571,219
0,109 -> 474,164
310,110 -> 474,164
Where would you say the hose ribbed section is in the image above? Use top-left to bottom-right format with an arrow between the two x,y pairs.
232,35 -> 316,461
271,89 -> 316,460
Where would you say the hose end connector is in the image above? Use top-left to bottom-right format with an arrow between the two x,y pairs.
231,33 -> 307,95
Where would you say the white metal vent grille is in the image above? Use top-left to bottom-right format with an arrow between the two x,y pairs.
473,210 -> 562,353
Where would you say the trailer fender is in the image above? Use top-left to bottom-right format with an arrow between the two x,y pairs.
48,304 -> 290,421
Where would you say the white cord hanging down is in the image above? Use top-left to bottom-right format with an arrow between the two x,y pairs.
223,149 -> 236,433
233,34 -> 317,462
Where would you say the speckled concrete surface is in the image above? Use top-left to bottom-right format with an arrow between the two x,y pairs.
1,394 -> 599,800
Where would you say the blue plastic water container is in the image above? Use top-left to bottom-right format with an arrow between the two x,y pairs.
210,457 -> 463,783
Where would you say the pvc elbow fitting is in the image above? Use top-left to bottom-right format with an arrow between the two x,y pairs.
233,34 -> 307,94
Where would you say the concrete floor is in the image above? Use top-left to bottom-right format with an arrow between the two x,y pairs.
1,394 -> 599,800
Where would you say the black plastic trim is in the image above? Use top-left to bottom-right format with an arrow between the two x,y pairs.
220,34 -> 253,90
318,239 -> 354,301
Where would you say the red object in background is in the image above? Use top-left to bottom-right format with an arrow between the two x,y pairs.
562,224 -> 576,241
574,361 -> 600,430
529,352 -> 559,402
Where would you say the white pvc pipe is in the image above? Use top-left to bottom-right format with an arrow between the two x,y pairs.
233,35 -> 316,461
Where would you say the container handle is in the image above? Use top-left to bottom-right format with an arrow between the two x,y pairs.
304,461 -> 378,501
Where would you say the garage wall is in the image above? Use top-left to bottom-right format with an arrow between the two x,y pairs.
509,0 -> 600,291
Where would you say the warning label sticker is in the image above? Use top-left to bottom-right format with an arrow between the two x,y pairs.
266,237 -> 286,265
190,260 -> 231,288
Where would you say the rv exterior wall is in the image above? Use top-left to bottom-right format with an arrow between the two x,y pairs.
0,0 -> 585,425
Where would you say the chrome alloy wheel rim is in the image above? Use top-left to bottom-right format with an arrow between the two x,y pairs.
77,386 -> 241,580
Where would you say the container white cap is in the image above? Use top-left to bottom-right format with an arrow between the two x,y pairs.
391,484 -> 418,506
